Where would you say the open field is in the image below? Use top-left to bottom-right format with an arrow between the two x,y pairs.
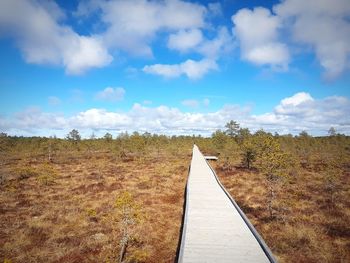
1,131 -> 350,262
0,137 -> 191,262
200,133 -> 350,263
214,165 -> 350,262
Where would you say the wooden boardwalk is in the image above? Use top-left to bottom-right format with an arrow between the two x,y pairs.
178,145 -> 276,263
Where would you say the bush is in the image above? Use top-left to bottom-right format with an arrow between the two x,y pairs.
126,249 -> 149,263
36,163 -> 59,185
14,166 -> 40,180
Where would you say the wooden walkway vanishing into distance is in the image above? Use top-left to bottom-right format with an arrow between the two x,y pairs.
177,145 -> 277,263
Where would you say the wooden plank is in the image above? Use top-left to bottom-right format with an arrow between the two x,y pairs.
204,156 -> 218,161
178,145 -> 276,263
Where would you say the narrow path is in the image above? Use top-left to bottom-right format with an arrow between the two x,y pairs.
178,145 -> 276,263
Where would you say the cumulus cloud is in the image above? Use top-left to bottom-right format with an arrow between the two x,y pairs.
208,2 -> 223,17
96,0 -> 206,56
74,0 -> 233,75
9,107 -> 66,130
2,0 -> 349,80
168,26 -> 234,59
273,0 -> 350,79
143,59 -> 218,79
0,0 -> 112,74
2,93 -> 349,136
96,87 -> 125,102
232,7 -> 290,69
251,92 -> 350,133
70,108 -> 131,129
275,92 -> 314,115
63,36 -> 112,75
198,26 -> 235,59
0,0 -> 230,76
167,29 -> 203,53
166,26 -> 234,71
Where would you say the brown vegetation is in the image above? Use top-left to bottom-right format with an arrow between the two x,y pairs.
0,134 -> 191,262
206,129 -> 350,263
1,126 -> 350,262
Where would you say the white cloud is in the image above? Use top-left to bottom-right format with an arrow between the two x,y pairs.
198,26 -> 235,59
168,25 -> 234,59
275,92 -> 314,115
208,2 -> 223,17
98,0 -> 207,56
232,7 -> 290,69
70,108 -> 131,129
0,0 -> 232,77
182,99 -> 199,108
143,63 -> 181,78
8,107 -> 67,130
273,0 -> 350,79
143,59 -> 218,79
74,0 -> 233,69
2,0 -> 349,80
250,92 -> 350,134
63,36 -> 112,75
96,87 -> 125,102
167,29 -> 203,53
0,0 -> 112,74
2,93 -> 349,137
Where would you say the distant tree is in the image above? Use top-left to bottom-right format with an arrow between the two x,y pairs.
211,130 -> 228,151
66,129 -> 81,143
130,132 -> 146,156
256,135 -> 291,219
0,132 -> 8,138
225,120 -> 240,137
90,132 -> 96,140
45,136 -> 59,162
328,127 -> 336,136
212,130 -> 240,170
116,132 -> 130,157
142,132 -> 152,138
241,138 -> 256,169
117,132 -> 129,140
299,130 -> 310,138
237,127 -> 251,144
254,129 -> 269,137
104,132 -> 113,141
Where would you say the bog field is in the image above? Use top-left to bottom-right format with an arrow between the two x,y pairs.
0,127 -> 349,262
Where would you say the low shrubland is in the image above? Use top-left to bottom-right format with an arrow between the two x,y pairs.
0,126 -> 349,262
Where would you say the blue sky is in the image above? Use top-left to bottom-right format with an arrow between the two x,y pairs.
0,0 -> 349,137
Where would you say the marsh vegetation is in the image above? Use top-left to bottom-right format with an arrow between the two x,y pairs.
0,124 -> 349,262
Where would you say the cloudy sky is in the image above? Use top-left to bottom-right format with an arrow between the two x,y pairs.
0,0 -> 349,137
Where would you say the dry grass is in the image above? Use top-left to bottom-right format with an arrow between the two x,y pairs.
1,138 -> 350,263
214,162 -> 350,263
0,150 -> 190,262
